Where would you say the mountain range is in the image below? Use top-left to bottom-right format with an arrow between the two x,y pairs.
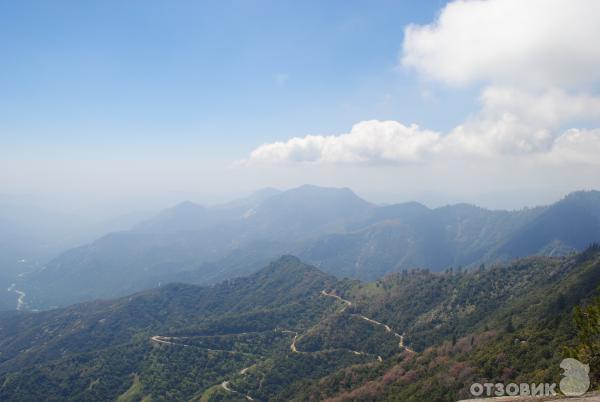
1,248 -> 599,401
12,185 -> 600,309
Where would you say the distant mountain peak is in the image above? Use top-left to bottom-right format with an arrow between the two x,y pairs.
171,200 -> 205,210
289,184 -> 358,195
276,184 -> 372,206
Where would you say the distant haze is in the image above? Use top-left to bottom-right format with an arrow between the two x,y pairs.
2,0 -> 600,215
2,165 -> 598,220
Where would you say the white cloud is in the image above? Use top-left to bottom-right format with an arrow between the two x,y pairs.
246,0 -> 600,169
248,121 -> 441,164
445,86 -> 600,156
247,87 -> 600,165
402,0 -> 600,88
548,128 -> 600,164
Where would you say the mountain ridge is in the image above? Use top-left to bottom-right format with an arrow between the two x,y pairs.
15,187 -> 600,309
1,249 -> 599,400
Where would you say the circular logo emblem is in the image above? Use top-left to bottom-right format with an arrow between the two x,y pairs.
559,358 -> 590,396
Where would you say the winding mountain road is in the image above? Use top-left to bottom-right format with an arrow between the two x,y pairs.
152,288 -> 416,400
221,381 -> 254,400
150,336 -> 189,346
7,284 -> 26,311
320,290 -> 352,310
321,290 -> 415,354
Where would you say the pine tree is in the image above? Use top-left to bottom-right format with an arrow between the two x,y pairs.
570,296 -> 600,388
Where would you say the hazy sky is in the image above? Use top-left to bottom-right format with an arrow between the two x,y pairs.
2,0 -> 600,213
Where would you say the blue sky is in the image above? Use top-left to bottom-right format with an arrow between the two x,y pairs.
1,0 -> 470,158
2,0 -> 600,212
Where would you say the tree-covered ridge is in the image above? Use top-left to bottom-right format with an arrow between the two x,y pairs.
0,249 -> 599,401
0,256 -> 340,400
2,254 -> 406,401
291,245 -> 600,401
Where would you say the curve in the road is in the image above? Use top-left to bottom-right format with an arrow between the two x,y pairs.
7,284 -> 26,311
153,288 -> 416,400
321,290 -> 415,354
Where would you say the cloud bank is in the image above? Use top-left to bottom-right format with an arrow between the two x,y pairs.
248,87 -> 600,165
401,0 -> 600,88
249,121 -> 441,164
246,0 -> 600,167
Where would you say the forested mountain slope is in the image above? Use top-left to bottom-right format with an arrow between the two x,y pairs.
1,248 -> 599,401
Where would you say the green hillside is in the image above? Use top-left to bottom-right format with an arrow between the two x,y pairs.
1,249 -> 599,401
